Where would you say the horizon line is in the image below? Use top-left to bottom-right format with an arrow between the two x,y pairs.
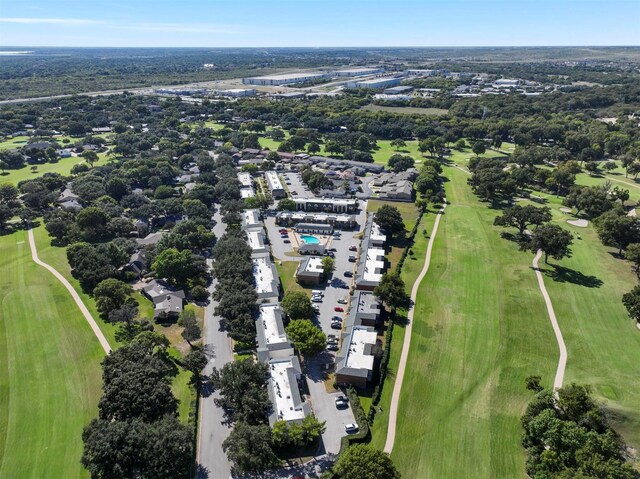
1,44 -> 640,49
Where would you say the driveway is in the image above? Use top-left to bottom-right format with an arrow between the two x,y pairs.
197,207 -> 233,479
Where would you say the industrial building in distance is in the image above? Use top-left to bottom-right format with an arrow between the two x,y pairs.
243,72 -> 327,86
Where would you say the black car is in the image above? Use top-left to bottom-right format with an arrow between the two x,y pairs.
343,271 -> 353,277
327,343 -> 339,351
330,322 -> 342,329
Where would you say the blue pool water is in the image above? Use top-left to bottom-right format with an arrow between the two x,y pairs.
300,234 -> 320,244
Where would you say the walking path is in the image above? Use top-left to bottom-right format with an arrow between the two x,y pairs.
383,201 -> 447,454
27,228 -> 111,354
532,250 -> 567,391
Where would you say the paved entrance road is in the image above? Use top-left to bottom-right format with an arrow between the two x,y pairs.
196,208 -> 233,479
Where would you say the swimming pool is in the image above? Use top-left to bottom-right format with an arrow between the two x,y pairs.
300,234 -> 320,244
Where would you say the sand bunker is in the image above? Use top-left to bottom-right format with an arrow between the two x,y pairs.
560,207 -> 572,213
567,219 -> 588,227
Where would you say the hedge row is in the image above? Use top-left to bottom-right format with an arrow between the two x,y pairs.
339,386 -> 371,453
367,318 -> 394,424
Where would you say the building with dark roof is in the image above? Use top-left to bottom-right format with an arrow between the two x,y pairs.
142,280 -> 185,318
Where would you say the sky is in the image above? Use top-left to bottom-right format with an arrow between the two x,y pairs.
0,0 -> 638,48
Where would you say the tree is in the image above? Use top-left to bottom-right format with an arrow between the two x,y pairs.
93,278 -> 133,320
333,444 -> 400,479
390,138 -> 406,151
98,342 -> 177,422
373,205 -> 405,239
563,185 -> 612,219
182,348 -> 208,387
472,141 -> 486,157
82,150 -> 99,168
281,291 -> 314,320
307,141 -> 320,154
494,205 -> 552,236
321,256 -> 335,277
277,198 -> 296,211
374,272 -> 410,312
76,206 -> 109,241
82,415 -> 192,479
454,139 -> 467,150
611,186 -> 630,206
152,248 -> 202,288
624,243 -> 640,278
525,375 -> 544,392
387,154 -> 415,173
211,360 -> 270,425
178,308 -> 201,346
529,224 -> 573,264
622,285 -> 640,323
285,320 -> 326,357
222,422 -> 278,474
594,209 -> 640,254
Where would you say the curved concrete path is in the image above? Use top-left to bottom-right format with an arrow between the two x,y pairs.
383,202 -> 447,454
532,250 -> 566,391
28,229 -> 111,354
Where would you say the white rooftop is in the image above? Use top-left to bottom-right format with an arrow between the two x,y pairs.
247,230 -> 264,252
237,172 -> 253,187
370,220 -> 387,244
265,170 -> 283,190
344,327 -> 377,370
295,198 -> 357,206
242,209 -> 261,227
363,248 -> 385,283
269,358 -> 306,422
259,304 -> 287,345
240,187 -> 255,199
248,72 -> 325,81
253,257 -> 276,294
303,257 -> 324,274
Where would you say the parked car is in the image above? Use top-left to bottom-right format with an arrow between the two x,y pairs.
330,322 -> 342,329
327,343 -> 339,351
337,297 -> 347,304
348,255 -> 356,262
349,245 -> 357,251
344,423 -> 359,434
284,239 -> 290,244
334,306 -> 344,312
280,234 -> 288,238
312,296 -> 323,303
335,396 -> 348,408
312,304 -> 320,313
279,229 -> 288,233
324,251 -> 335,258
344,271 -> 353,277
332,316 -> 342,322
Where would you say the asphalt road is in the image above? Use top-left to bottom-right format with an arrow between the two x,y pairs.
197,207 -> 234,479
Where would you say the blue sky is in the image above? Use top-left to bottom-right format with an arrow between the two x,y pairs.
0,0 -> 638,47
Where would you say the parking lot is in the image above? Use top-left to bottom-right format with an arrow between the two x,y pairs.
262,191 -> 369,454
280,170 -> 314,198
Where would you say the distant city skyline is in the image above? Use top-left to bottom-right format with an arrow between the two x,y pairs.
0,0 -> 638,48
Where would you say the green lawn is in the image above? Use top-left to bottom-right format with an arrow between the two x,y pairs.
275,260 -> 308,295
0,136 -> 30,150
0,230 -> 104,478
361,104 -> 449,117
0,153 -> 112,185
32,225 -> 120,347
387,165 -> 558,478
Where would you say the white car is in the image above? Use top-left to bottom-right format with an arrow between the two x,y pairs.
344,423 -> 359,434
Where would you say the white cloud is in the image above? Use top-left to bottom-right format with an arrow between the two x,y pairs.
0,17 -> 104,25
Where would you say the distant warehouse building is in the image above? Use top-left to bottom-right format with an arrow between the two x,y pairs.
384,85 -> 414,95
265,171 -> 286,199
217,88 -> 256,97
243,72 -> 327,86
346,77 -> 402,89
333,67 -> 385,77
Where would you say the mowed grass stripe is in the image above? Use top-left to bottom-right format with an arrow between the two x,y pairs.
0,230 -> 103,478
391,166 -> 557,478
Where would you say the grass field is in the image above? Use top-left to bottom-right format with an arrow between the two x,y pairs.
0,136 -> 30,150
520,192 -> 640,449
361,104 -> 449,117
32,225 -> 198,423
384,164 -> 559,478
0,230 -> 104,478
0,153 -> 112,185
